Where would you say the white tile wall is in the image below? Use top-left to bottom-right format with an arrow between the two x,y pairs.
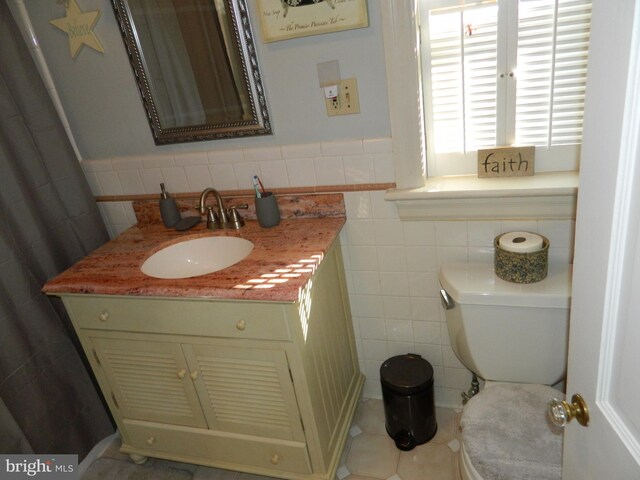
89,137 -> 576,408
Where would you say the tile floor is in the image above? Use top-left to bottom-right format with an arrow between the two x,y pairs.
94,399 -> 462,480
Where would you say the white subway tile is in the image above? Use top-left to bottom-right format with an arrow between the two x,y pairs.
259,160 -> 290,189
467,246 -> 493,264
344,154 -> 375,184
440,324 -> 451,346
379,271 -> 410,297
161,167 -> 190,193
351,271 -> 382,295
358,317 -> 387,340
314,156 -> 345,186
281,142 -> 322,159
111,156 -> 142,170
84,172 -> 102,196
286,158 -> 317,187
349,246 -> 379,271
344,192 -> 372,219
82,159 -> 113,172
174,151 -> 208,166
410,297 -> 441,322
101,202 -> 128,225
501,220 -> 538,233
385,319 -> 414,343
363,137 -> 393,154
373,152 -> 395,183
243,145 -> 282,162
362,340 -> 389,361
382,296 -> 412,320
405,246 -> 437,272
185,165 -> 213,192
233,162 -> 261,189
436,246 -> 468,267
353,295 -> 385,318
373,219 -> 405,246
117,170 -> 143,195
370,190 -> 398,219
434,387 -> 464,408
435,221 -> 468,247
142,153 -> 174,169
208,149 -> 244,164
467,221 -> 502,247
123,202 -> 137,225
321,139 -> 363,156
538,220 -> 575,250
407,272 -> 439,298
412,321 -> 441,345
96,171 -> 123,195
432,366 -> 444,387
412,344 -> 443,367
376,246 -> 407,272
444,367 -> 473,390
387,342 -> 415,357
345,220 -> 376,246
208,164 -> 238,190
140,168 -> 164,194
403,221 -> 436,246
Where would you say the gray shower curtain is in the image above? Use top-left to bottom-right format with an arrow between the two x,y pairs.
0,2 -> 114,459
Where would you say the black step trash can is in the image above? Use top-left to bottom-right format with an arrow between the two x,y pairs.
380,354 -> 437,451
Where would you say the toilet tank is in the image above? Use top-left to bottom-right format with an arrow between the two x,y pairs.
439,263 -> 572,385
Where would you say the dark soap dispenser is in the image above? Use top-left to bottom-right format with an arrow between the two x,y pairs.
159,183 -> 181,227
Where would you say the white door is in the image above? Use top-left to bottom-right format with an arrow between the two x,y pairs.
561,0 -> 640,477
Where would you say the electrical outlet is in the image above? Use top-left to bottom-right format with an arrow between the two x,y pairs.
325,78 -> 360,116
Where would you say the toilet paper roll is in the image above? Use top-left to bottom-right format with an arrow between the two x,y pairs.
498,231 -> 544,253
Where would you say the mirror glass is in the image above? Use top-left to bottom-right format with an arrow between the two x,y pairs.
112,0 -> 271,144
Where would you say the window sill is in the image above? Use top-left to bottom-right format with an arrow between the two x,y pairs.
385,171 -> 578,220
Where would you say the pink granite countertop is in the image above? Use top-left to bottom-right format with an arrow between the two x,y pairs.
43,217 -> 345,302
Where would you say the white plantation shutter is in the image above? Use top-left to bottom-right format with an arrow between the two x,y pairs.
420,0 -> 591,176
515,0 -> 591,146
427,3 -> 499,154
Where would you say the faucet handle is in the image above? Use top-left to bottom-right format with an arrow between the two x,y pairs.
226,205 -> 247,229
206,207 -> 220,230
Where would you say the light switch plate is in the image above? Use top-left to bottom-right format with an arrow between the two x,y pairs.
325,78 -> 360,116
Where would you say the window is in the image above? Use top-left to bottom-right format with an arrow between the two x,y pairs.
419,0 -> 592,176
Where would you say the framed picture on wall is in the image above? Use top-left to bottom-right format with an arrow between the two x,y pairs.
257,0 -> 369,43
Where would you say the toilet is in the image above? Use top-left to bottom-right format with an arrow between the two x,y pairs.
438,262 -> 572,480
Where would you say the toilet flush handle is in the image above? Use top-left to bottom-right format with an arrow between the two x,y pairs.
548,394 -> 590,427
440,289 -> 456,310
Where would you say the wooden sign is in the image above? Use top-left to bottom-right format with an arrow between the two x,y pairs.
477,146 -> 535,178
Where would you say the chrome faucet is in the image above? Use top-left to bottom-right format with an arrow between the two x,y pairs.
198,188 -> 248,230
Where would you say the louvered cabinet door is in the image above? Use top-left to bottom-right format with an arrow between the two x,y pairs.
90,336 -> 208,429
183,343 -> 306,443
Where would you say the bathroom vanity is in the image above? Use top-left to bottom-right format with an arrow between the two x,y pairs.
43,217 -> 363,480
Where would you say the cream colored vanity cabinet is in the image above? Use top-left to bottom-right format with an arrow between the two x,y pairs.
58,240 -> 363,480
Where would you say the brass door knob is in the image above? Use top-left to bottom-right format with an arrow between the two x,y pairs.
548,393 -> 590,427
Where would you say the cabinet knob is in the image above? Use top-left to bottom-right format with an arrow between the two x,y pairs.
236,319 -> 246,331
190,371 -> 199,380
98,310 -> 109,322
270,453 -> 280,465
177,369 -> 186,379
146,436 -> 155,445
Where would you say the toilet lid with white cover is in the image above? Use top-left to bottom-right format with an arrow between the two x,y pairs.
460,383 -> 564,480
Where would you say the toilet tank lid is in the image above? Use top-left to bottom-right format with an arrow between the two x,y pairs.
439,263 -> 572,308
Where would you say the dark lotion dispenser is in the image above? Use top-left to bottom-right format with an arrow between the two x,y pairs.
159,183 -> 181,227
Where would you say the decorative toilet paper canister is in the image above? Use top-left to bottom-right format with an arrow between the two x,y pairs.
494,231 -> 549,283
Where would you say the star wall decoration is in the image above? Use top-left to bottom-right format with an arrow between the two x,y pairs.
50,0 -> 104,59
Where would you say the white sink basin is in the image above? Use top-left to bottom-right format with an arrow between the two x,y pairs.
141,236 -> 254,279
